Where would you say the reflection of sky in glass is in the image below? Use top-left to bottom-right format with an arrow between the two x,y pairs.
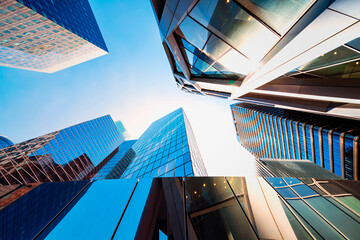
121,109 -> 197,178
30,115 -> 123,166
113,179 -> 152,239
0,0 -> 107,73
45,179 -> 137,240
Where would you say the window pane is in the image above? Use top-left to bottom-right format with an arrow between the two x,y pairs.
297,46 -> 360,72
190,0 -> 278,61
237,0 -> 314,34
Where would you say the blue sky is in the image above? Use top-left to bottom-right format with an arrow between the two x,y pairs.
0,0 -> 255,176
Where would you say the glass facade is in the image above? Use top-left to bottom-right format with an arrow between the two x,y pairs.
285,38 -> 360,79
1,177 -> 359,239
0,115 -> 124,185
0,0 -> 107,73
0,135 -> 13,149
121,108 -> 207,178
231,103 -> 360,180
0,109 -> 207,186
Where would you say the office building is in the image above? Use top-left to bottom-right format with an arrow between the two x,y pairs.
0,0 -> 107,73
0,135 -> 13,149
151,0 -> 360,119
120,108 -> 207,178
231,102 -> 360,180
0,108 -> 206,185
0,115 -> 124,185
1,176 -> 359,239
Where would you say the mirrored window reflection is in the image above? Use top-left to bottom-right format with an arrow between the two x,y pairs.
178,17 -> 209,50
236,0 -> 314,35
178,17 -> 253,76
309,59 -> 360,78
185,177 -> 257,240
189,0 -> 278,62
45,179 -> 137,240
226,177 -> 253,220
270,178 -> 360,239
279,200 -> 314,240
297,46 -> 360,72
346,37 -> 360,52
113,179 -> 153,240
181,37 -> 242,79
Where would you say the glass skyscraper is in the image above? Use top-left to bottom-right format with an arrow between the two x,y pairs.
1,176 -> 359,239
151,0 -> 360,120
231,102 -> 360,180
0,108 -> 207,186
121,108 -> 207,178
0,0 -> 107,73
0,115 -> 123,185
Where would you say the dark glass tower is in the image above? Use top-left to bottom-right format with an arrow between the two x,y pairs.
0,0 -> 107,72
231,102 -> 360,180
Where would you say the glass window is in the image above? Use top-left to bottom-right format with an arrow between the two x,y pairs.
286,199 -> 344,239
346,37 -> 360,52
332,132 -> 342,176
297,46 -> 360,72
236,0 -> 314,34
291,184 -> 318,197
185,177 -> 257,239
46,180 -> 137,240
277,187 -> 298,198
309,59 -> 360,78
322,130 -> 331,171
7,6 -> 16,11
313,127 -> 321,166
113,179 -> 152,240
344,135 -> 354,180
305,196 -> 360,239
189,0 -> 278,61
305,125 -> 313,161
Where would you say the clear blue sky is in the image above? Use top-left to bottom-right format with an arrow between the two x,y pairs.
0,0 -> 255,176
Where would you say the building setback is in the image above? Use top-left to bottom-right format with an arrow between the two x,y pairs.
231,102 -> 360,180
151,0 -> 360,120
0,0 -> 107,73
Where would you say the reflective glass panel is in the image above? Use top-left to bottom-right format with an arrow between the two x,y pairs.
236,0 -> 314,34
185,177 -> 257,240
297,46 -> 360,72
309,59 -> 360,78
45,179 -> 137,240
113,179 -> 152,240
190,0 -> 278,61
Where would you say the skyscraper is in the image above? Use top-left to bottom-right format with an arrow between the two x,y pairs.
151,0 -> 360,119
121,108 -> 207,178
0,108 -> 207,185
0,0 -> 107,73
231,102 -> 360,180
0,115 -> 123,185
